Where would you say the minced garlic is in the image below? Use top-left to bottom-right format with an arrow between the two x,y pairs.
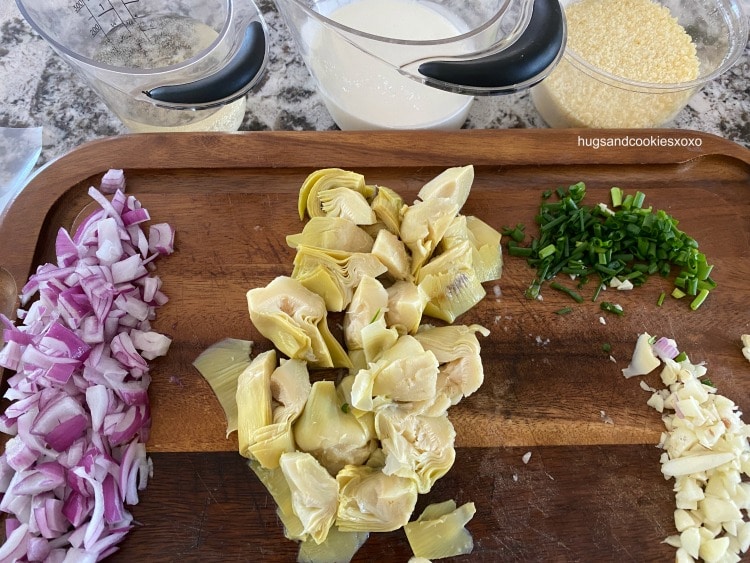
532,0 -> 700,128
639,343 -> 750,562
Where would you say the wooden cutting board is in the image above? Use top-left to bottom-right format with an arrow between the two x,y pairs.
1,130 -> 748,561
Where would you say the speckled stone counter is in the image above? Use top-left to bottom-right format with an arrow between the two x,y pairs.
1,0 -> 749,169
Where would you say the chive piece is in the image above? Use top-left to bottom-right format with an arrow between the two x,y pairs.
525,279 -> 542,300
555,306 -> 573,315
602,343 -> 612,353
538,244 -> 556,259
591,282 -> 604,302
610,187 -> 623,207
501,224 -> 526,242
701,378 -> 715,388
674,351 -> 688,362
549,282 -> 584,303
657,292 -> 666,307
508,244 -> 534,257
672,288 -> 686,299
600,301 -> 624,316
690,289 -> 710,310
341,403 -> 350,413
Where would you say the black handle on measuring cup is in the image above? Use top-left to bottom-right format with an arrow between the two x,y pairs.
145,21 -> 266,106
417,0 -> 565,92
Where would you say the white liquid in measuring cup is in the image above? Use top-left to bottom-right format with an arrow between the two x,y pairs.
311,0 -> 473,130
94,15 -> 245,132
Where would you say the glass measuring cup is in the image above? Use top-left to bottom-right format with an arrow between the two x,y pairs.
16,0 -> 269,132
274,0 -> 566,130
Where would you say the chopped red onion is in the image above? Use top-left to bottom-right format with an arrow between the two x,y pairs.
99,170 -> 126,195
0,172 -> 174,559
652,336 -> 679,361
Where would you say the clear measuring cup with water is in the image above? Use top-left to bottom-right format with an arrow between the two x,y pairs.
17,0 -> 269,132
274,0 -> 566,130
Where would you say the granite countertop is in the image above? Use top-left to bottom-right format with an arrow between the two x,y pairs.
1,0 -> 749,169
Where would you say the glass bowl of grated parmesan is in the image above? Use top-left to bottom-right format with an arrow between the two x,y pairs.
531,0 -> 748,128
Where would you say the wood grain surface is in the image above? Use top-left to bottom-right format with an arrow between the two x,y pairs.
0,130 -> 748,561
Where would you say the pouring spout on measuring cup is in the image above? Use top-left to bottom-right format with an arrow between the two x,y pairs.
144,20 -> 268,107
413,0 -> 566,94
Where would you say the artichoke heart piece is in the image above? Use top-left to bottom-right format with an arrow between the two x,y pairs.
248,422 -> 296,469
371,229 -> 411,282
343,275 -> 388,351
400,197 -> 460,275
440,214 -> 503,283
280,451 -> 339,545
351,335 -> 438,412
466,215 -> 503,283
345,275 -> 399,366
248,359 -> 312,469
336,465 -> 418,533
286,216 -> 374,253
417,165 -> 474,212
298,168 -> 375,220
297,526 -> 370,563
318,187 -> 377,225
192,338 -> 253,438
271,358 -> 312,424
370,185 -> 405,235
417,241 -> 486,324
360,321 -> 399,366
294,381 -> 377,476
414,324 -> 490,364
405,500 -> 476,560
385,280 -> 430,336
372,335 -> 439,403
249,460 -> 305,541
347,349 -> 368,375
375,406 -> 456,494
292,245 -> 387,313
247,276 -> 350,369
237,350 -> 276,459
439,353 -> 485,406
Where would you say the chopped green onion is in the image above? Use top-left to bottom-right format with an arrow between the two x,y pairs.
690,288 -> 710,310
610,187 -> 623,207
674,351 -> 688,362
341,403 -> 350,413
602,343 -> 612,353
538,244 -> 556,259
506,184 -> 715,310
600,302 -> 624,316
672,288 -> 686,299
555,306 -> 573,315
508,243 -> 534,257
501,224 -> 526,243
657,292 -> 666,307
550,281 -> 584,303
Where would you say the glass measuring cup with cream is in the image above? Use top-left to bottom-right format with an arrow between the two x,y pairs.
275,0 -> 567,130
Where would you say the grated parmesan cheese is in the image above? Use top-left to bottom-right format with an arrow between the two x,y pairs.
532,0 -> 700,128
